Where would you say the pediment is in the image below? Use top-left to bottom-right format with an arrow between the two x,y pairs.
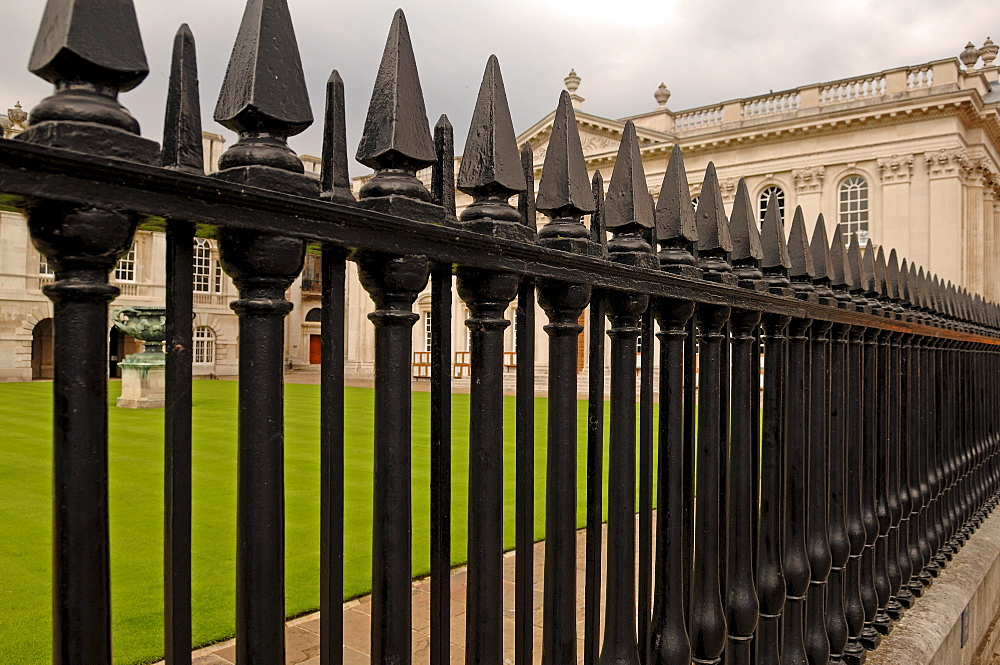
517,109 -> 671,166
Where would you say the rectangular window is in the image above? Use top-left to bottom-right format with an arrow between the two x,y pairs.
214,263 -> 223,294
424,311 -> 433,351
38,253 -> 52,275
114,244 -> 136,282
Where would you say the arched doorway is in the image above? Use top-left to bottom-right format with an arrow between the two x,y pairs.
31,318 -> 53,380
109,327 -> 142,378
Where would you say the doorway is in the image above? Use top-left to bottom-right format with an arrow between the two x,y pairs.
31,318 -> 53,380
309,335 -> 321,364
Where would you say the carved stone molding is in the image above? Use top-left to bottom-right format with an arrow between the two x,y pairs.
581,135 -> 617,153
924,148 -> 971,179
792,166 -> 825,192
720,177 -> 738,203
877,154 -> 914,183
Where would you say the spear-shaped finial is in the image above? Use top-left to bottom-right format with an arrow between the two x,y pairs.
861,240 -> 883,314
886,249 -> 901,301
694,162 -> 735,284
214,0 -> 312,175
458,55 -> 529,241
787,206 -> 816,301
20,0 -> 159,163
431,115 -> 456,223
591,170 -> 606,252
30,0 -> 148,91
603,121 -> 656,268
915,266 -> 928,314
907,263 -> 920,314
874,245 -> 889,302
809,215 -> 836,304
760,191 -> 791,296
321,70 -> 355,203
921,271 -> 931,313
730,178 -> 764,290
518,142 -> 537,231
356,9 -> 437,208
211,0 -> 317,199
653,145 -> 699,277
162,24 -> 203,173
536,90 -> 598,255
899,258 -> 911,308
829,223 -> 854,308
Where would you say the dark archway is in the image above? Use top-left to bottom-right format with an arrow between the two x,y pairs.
31,318 -> 54,380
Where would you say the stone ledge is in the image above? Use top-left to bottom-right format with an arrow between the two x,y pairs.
868,502 -> 1000,665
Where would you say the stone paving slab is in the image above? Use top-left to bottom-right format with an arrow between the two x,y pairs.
169,523 -> 605,665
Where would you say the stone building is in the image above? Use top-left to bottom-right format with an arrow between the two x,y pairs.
2,41 -> 999,381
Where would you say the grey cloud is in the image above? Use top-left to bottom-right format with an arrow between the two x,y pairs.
2,1 -> 998,176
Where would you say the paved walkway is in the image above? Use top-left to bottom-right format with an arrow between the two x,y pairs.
178,526 -> 598,665
171,511 -> 1000,665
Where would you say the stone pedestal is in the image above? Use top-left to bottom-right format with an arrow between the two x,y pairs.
116,350 -> 166,408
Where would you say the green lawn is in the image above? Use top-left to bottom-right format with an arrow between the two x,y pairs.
0,380 -> 621,665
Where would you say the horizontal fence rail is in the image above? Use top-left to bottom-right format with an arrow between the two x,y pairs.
3,3 -> 1000,665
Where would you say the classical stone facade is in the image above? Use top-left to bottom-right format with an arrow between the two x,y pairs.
2,45 -> 999,381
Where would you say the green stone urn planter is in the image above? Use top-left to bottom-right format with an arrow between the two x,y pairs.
111,307 -> 166,408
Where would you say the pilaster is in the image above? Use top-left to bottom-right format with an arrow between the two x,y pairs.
878,155 -> 914,261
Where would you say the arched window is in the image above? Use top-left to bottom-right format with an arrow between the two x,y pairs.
838,176 -> 869,245
193,238 -> 212,293
193,326 -> 216,364
305,307 -> 322,322
757,185 -> 785,224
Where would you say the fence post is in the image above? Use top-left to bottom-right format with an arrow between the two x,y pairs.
755,193 -> 792,665
690,163 -> 734,665
827,224 -> 855,665
806,216 -> 836,665
535,89 -> 599,665
650,145 -> 698,665
16,0 -> 160,661
455,55 -> 529,665
782,208 -> 817,665
725,178 -> 764,665
212,2 -> 318,662
601,120 -> 657,665
355,12 -> 439,665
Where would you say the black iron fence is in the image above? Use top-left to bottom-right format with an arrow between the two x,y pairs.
3,2 -> 999,665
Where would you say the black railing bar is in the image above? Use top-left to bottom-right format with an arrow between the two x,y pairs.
0,141 -> 996,342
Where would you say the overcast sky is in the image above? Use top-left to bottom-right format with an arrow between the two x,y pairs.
3,1 -> 999,174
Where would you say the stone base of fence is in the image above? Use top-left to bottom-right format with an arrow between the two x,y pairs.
869,498 -> 1000,665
